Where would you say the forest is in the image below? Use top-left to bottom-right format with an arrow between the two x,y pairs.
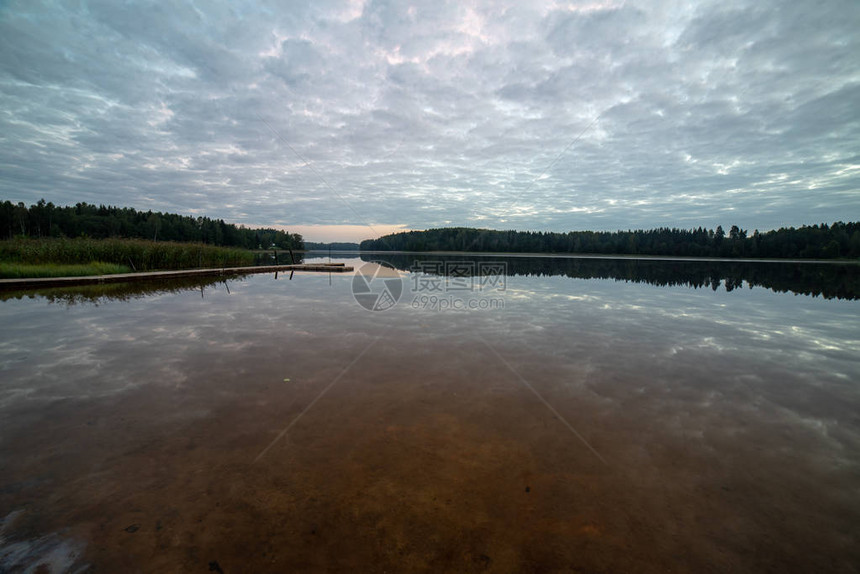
0,199 -> 303,250
360,223 -> 860,259
304,242 -> 360,251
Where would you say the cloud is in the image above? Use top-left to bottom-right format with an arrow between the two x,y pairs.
0,0 -> 857,241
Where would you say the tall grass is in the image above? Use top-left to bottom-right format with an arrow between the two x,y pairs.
0,238 -> 255,272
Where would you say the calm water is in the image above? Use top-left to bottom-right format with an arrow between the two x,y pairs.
1,256 -> 859,573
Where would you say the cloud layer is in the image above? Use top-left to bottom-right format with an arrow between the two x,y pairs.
1,0 -> 858,240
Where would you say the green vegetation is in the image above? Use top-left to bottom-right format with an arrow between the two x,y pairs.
0,199 -> 271,278
361,223 -> 860,259
1,199 -> 303,250
0,262 -> 131,279
0,237 -> 255,274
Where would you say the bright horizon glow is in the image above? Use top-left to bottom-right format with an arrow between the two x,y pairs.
262,223 -> 413,243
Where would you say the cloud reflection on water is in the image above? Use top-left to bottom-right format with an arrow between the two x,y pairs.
0,257 -> 858,571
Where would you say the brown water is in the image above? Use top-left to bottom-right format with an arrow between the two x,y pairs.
1,256 -> 859,573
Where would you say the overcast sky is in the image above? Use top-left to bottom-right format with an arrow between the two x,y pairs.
1,0 -> 858,241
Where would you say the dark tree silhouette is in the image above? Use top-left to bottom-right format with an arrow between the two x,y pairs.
0,200 -> 303,250
360,223 -> 860,260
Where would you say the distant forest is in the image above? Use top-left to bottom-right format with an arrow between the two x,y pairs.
361,223 -> 860,259
304,242 -> 360,250
1,200 -> 303,250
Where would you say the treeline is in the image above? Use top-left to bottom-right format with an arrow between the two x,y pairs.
304,242 -> 360,251
360,223 -> 860,259
0,199 -> 303,250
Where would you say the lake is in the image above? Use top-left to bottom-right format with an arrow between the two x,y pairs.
1,255 -> 859,572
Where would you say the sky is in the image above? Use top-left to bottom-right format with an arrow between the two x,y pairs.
1,0 -> 858,242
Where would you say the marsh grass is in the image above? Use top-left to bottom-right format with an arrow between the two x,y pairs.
0,237 -> 255,275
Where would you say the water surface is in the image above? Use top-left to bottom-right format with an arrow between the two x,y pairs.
1,256 -> 858,572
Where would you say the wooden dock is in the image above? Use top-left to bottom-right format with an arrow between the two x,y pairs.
0,263 -> 353,291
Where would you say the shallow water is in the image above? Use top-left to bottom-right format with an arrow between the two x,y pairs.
1,256 -> 859,572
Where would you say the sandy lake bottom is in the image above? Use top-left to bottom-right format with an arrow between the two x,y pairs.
1,256 -> 859,573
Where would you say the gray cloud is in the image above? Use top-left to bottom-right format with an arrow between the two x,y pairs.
0,0 -> 857,240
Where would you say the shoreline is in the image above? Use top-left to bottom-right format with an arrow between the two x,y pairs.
304,250 -> 859,265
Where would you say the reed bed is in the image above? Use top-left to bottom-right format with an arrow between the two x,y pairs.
0,238 -> 255,274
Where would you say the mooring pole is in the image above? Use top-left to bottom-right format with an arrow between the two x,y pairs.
288,247 -> 295,264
